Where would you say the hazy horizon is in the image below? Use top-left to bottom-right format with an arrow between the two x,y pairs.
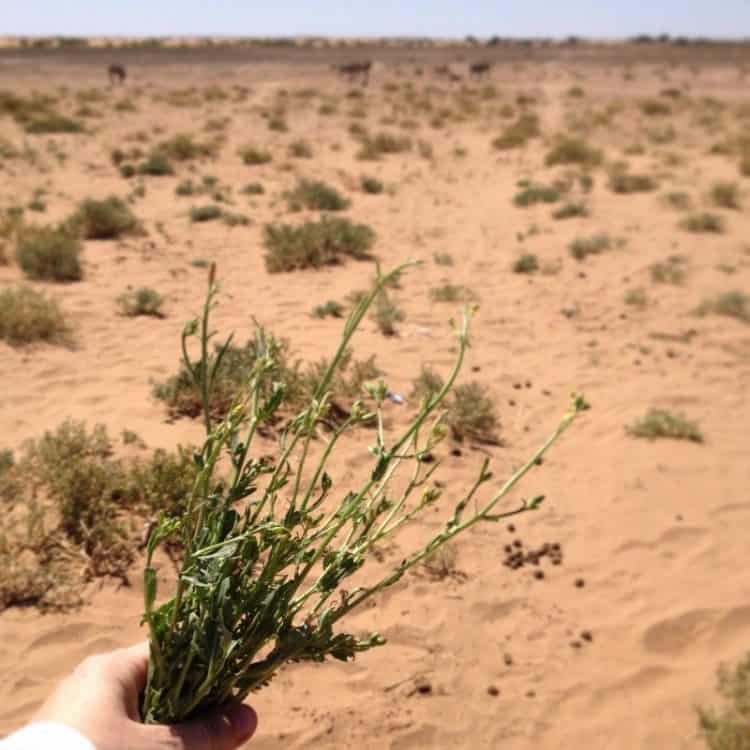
5,1 -> 750,40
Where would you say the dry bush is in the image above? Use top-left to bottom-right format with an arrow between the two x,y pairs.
545,136 -> 603,167
681,212 -> 724,233
696,291 -> 750,323
263,217 -> 375,272
73,196 -> 139,239
628,408 -> 703,442
284,179 -> 351,212
117,287 -> 165,318
16,223 -> 83,281
0,286 -> 71,346
492,113 -> 540,150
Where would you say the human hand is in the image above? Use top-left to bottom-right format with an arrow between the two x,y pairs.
34,643 -> 257,750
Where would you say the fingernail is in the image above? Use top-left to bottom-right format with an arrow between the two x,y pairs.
225,703 -> 258,741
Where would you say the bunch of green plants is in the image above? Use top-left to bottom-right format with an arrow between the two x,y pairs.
140,263 -> 587,723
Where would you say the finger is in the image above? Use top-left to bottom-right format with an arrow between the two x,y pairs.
105,642 -> 150,720
144,703 -> 258,750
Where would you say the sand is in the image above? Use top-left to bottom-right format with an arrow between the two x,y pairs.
1,47 -> 749,749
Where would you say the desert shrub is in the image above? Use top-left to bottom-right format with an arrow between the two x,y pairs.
0,420 -> 199,607
153,335 -> 297,420
312,300 -> 345,319
650,256 -> 686,284
609,173 -> 658,193
664,191 -> 691,210
370,287 -> 405,336
239,145 -> 272,166
552,201 -> 587,219
681,212 -> 724,233
545,136 -> 603,167
624,288 -> 648,308
567,86 -> 585,98
411,365 -> 445,402
16,223 -> 82,281
24,110 -> 84,134
430,284 -> 476,302
268,115 -> 288,132
117,287 -> 165,317
356,132 -> 412,160
175,179 -> 196,196
740,150 -> 750,177
513,182 -> 561,207
513,253 -> 539,273
569,233 -> 611,261
263,217 -> 375,272
492,113 -> 540,150
640,98 -> 672,116
285,179 -> 351,212
240,182 -> 264,196
710,181 -> 741,210
361,176 -> 384,194
433,252 -> 454,266
73,196 -> 139,239
697,653 -> 750,750
696,291 -> 750,323
628,408 -> 703,442
0,286 -> 70,345
288,139 -> 313,158
190,204 -> 222,223
222,211 -> 249,227
157,133 -> 213,161
119,163 -> 136,178
137,151 -> 174,176
448,382 -> 499,443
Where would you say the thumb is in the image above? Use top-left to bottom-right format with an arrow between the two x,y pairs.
144,703 -> 258,750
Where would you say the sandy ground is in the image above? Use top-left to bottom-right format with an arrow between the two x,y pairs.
1,51 -> 749,749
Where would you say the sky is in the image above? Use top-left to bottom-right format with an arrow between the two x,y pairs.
4,1 -> 750,40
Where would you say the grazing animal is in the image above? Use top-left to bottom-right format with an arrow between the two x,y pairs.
108,64 -> 127,85
469,61 -> 492,78
334,60 -> 372,86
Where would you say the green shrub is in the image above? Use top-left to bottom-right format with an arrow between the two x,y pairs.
513,183 -> 561,207
664,191 -> 691,210
552,201 -> 587,219
263,217 -> 375,272
430,284 -> 476,302
569,233 -> 611,261
0,286 -> 71,345
640,98 -> 672,117
239,145 -> 272,166
710,181 -> 741,210
448,382 -> 499,444
697,653 -> 750,750
371,288 -> 404,336
609,173 -> 658,193
411,365 -> 445,402
492,113 -> 540,150
681,212 -> 724,233
157,133 -> 213,161
513,253 -> 539,273
73,196 -> 139,239
137,151 -> 174,176
25,111 -> 85,134
545,136 -> 603,167
433,252 -> 454,266
356,132 -> 412,160
624,288 -> 648,308
268,115 -> 288,132
190,205 -> 222,223
696,291 -> 750,323
288,139 -> 313,158
650,256 -> 686,284
567,86 -> 585,98
285,179 -> 350,212
312,300 -> 345,319
240,182 -> 265,196
222,211 -> 249,227
175,179 -> 196,196
361,176 -> 384,194
16,224 -> 82,281
117,287 -> 165,317
628,408 -> 703,442
119,163 -> 136,178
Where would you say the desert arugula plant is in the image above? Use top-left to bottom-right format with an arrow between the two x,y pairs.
140,264 -> 587,723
